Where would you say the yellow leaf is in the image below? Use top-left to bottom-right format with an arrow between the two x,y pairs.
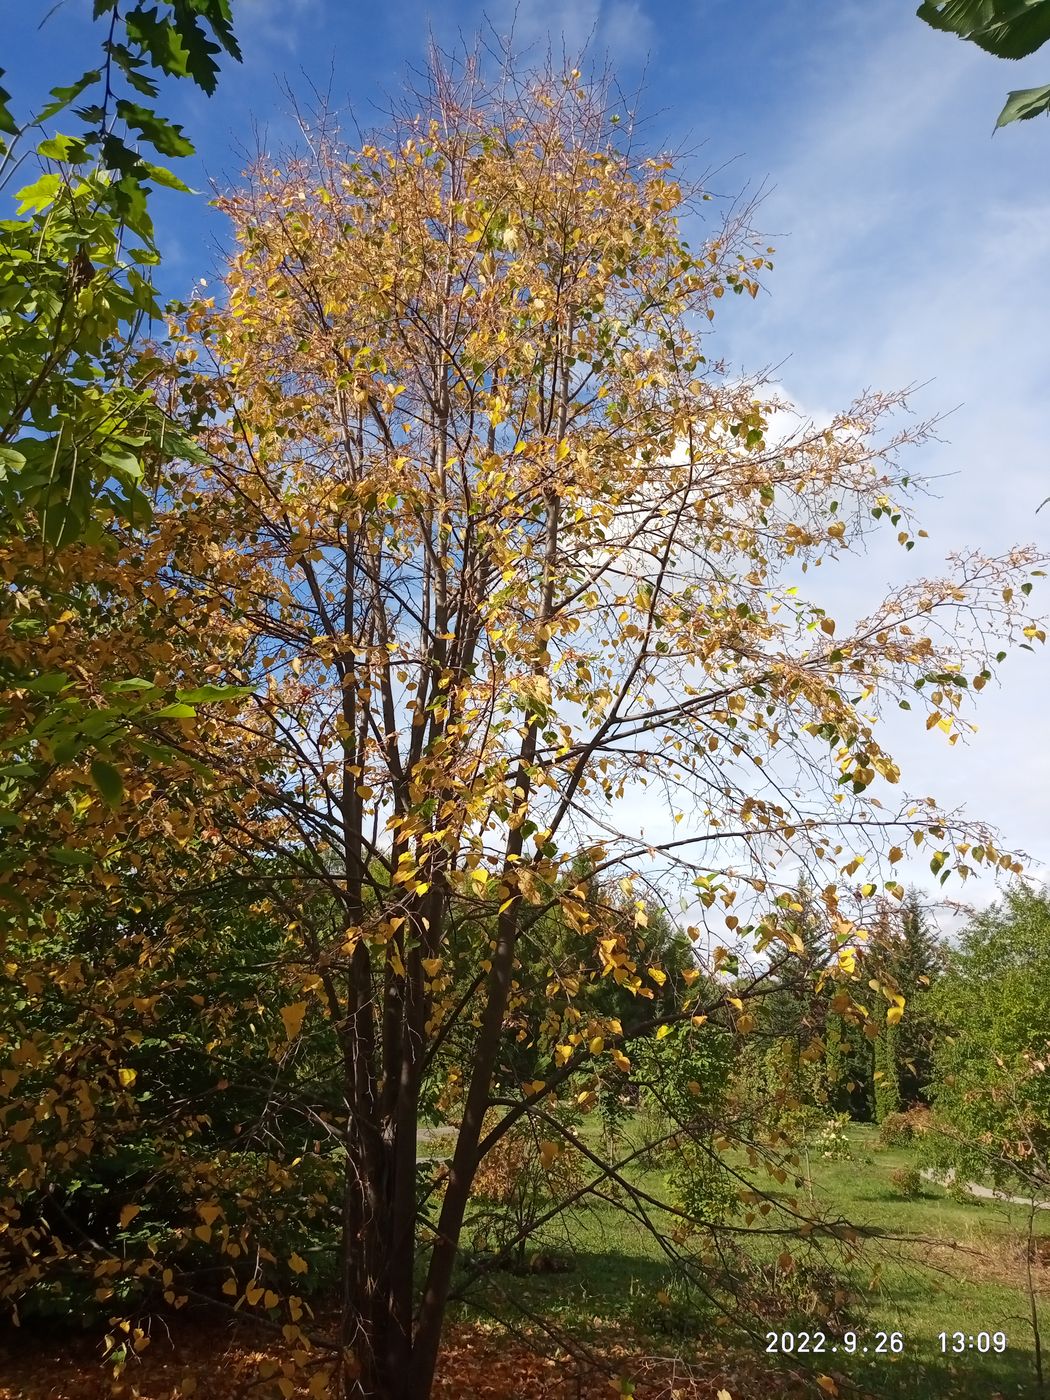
118,1067 -> 137,1088
199,1202 -> 222,1226
421,957 -> 442,977
647,966 -> 666,986
655,1024 -> 672,1040
611,1049 -> 631,1072
119,1204 -> 142,1229
817,1378 -> 839,1396
886,1005 -> 904,1025
539,1139 -> 560,1169
289,1252 -> 308,1275
280,1001 -> 308,1041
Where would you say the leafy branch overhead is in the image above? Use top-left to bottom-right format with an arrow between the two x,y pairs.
0,3 -> 243,914
0,0 -> 240,545
917,0 -> 1050,125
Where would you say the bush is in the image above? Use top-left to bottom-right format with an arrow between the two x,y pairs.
879,1112 -> 914,1147
631,1274 -> 714,1338
813,1114 -> 853,1162
889,1166 -> 922,1199
470,1117 -> 584,1268
946,1178 -> 976,1205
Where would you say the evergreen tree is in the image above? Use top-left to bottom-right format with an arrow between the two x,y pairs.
873,1022 -> 902,1122
871,890 -> 942,1106
825,1012 -> 875,1120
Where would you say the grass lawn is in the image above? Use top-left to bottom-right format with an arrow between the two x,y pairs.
456,1122 -> 1049,1398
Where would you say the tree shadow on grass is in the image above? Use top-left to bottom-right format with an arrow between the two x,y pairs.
454,1241 -> 1045,1400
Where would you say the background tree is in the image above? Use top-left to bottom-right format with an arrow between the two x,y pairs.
873,1021 -> 903,1123
886,890 -> 941,1105
824,1010 -> 874,1120
925,883 -> 1050,1194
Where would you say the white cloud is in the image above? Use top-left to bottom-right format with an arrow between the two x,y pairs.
489,0 -> 653,67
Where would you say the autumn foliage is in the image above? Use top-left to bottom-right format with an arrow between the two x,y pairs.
1,50 -> 1047,1400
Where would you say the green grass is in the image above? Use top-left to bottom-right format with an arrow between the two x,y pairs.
455,1123 -> 1049,1398
777,1125 -> 1048,1397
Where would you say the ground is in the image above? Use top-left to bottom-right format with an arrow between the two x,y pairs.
0,1125 -> 1045,1399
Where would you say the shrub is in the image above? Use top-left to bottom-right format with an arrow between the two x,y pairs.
889,1166 -> 922,1198
814,1114 -> 853,1162
946,1178 -> 976,1205
470,1118 -> 583,1269
631,1274 -> 714,1338
879,1112 -> 914,1147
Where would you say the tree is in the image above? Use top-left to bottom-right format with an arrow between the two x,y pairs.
917,1 -> 1050,127
926,884 -> 1050,1193
0,2 -> 245,925
924,883 -> 1050,1396
8,51 -> 1048,1399
824,1011 -> 874,1120
873,1021 -> 902,1122
1,0 -> 240,543
887,890 -> 941,1104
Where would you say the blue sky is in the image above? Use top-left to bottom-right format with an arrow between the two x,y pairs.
7,0 -> 1050,910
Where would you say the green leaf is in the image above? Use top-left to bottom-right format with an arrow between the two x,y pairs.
152,702 -> 196,718
175,684 -> 253,703
37,134 -> 90,163
111,175 -> 154,242
0,71 -> 18,137
51,848 -> 95,867
90,758 -> 124,809
169,6 -> 237,94
918,1 -> 1050,59
996,80 -> 1050,123
100,446 -> 145,483
141,160 -> 192,193
38,69 -> 102,123
22,673 -> 70,695
0,446 -> 27,478
125,6 -> 194,80
115,100 -> 194,157
15,173 -> 62,215
104,678 -> 158,694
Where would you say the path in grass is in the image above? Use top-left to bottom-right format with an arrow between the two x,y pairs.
920,1166 -> 1050,1209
